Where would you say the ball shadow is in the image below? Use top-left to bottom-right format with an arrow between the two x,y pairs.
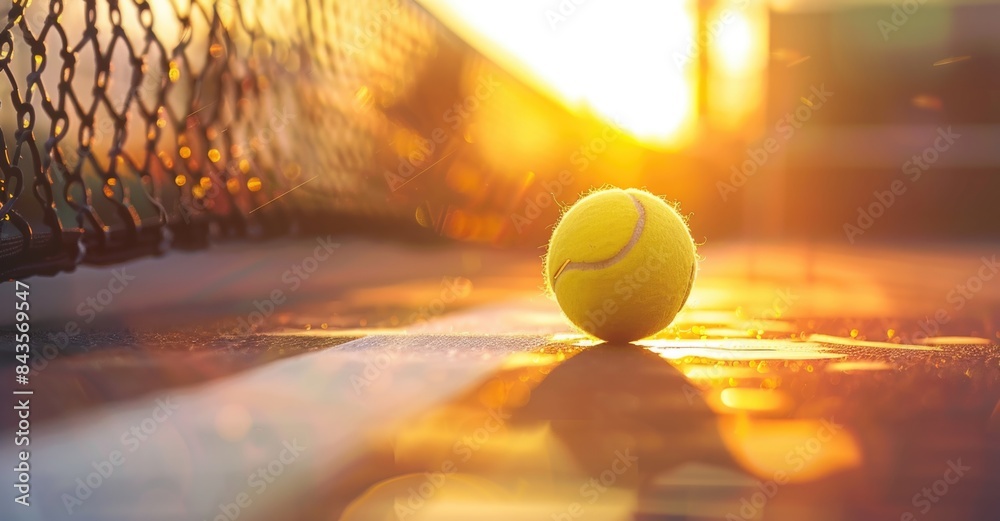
509,342 -> 736,484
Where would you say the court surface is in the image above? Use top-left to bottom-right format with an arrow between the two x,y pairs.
2,240 -> 998,521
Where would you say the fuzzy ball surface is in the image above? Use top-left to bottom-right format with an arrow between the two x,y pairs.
545,188 -> 697,342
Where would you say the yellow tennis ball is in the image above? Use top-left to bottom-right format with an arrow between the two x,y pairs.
545,187 -> 697,342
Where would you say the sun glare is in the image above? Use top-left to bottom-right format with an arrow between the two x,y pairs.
707,1 -> 768,134
714,12 -> 756,75
419,0 -> 698,147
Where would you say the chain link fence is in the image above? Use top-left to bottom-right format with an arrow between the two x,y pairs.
0,0 -> 504,279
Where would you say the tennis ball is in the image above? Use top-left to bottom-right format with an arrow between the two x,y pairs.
545,188 -> 696,342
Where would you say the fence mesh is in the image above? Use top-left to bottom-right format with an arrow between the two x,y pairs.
0,0 -> 510,279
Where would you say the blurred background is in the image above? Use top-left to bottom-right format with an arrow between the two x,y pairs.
417,0 -> 1000,245
3,0 -> 999,281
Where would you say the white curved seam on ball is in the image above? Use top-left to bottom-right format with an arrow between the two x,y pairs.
552,194 -> 646,287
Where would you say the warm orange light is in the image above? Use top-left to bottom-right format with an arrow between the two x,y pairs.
419,0 -> 697,147
719,388 -> 792,412
719,416 -> 862,483
713,10 -> 758,75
